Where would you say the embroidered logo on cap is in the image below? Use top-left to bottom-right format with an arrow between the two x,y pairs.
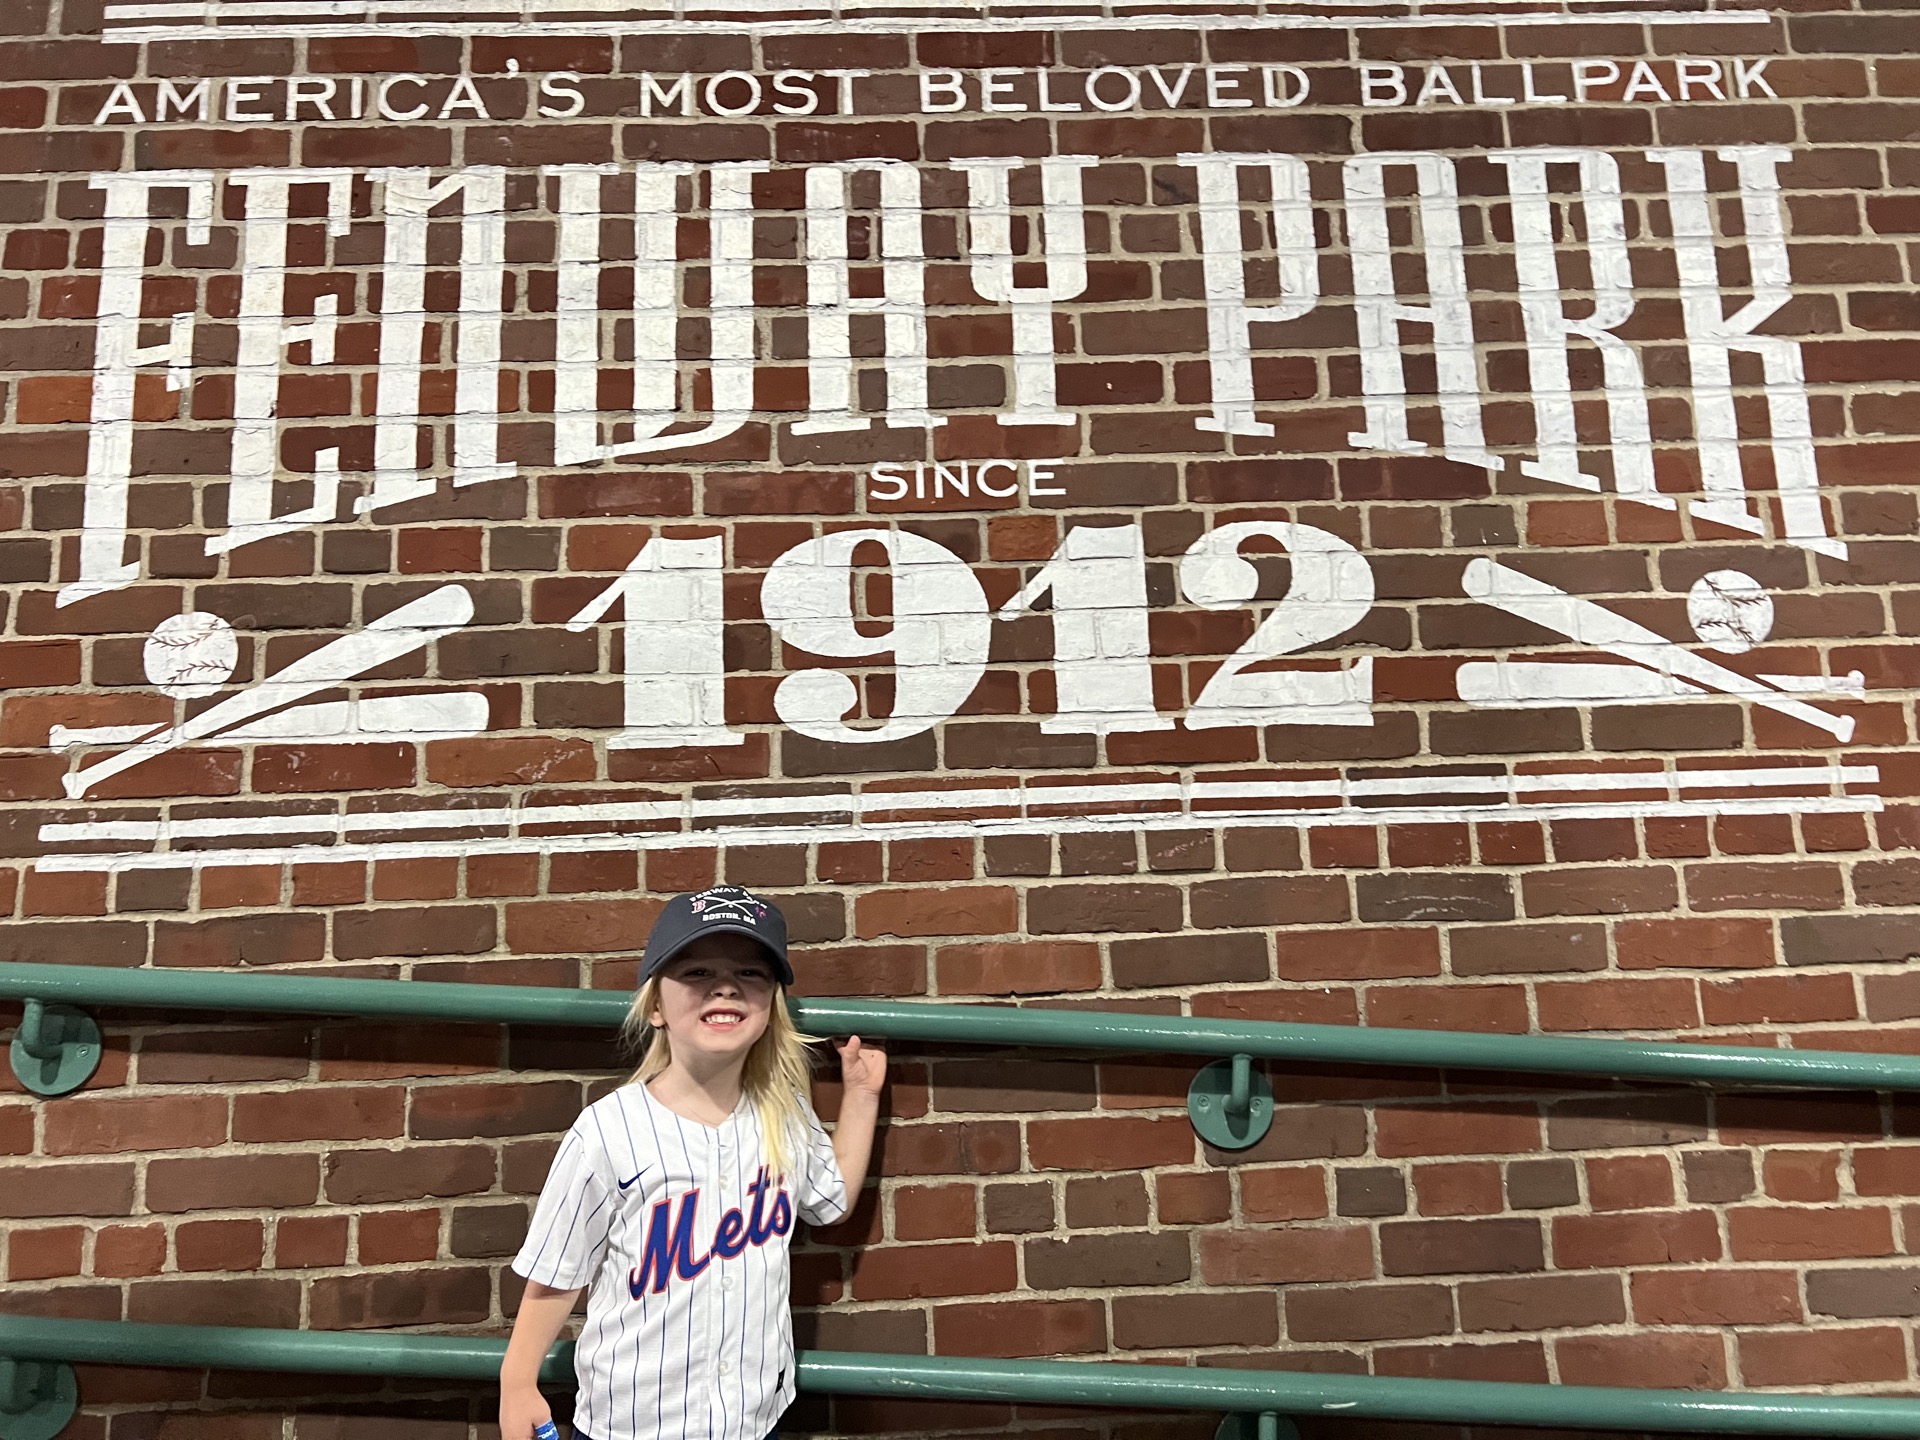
689,886 -> 768,927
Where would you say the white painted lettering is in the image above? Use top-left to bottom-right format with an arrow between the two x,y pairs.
771,70 -> 819,115
225,76 -> 274,122
921,69 -> 966,112
981,67 -> 1026,111
1182,150 -> 1319,438
538,71 -> 586,117
639,72 -> 695,117
1360,64 -> 1407,107
960,156 -> 1095,425
156,78 -> 210,122
376,74 -> 430,121
1343,152 -> 1495,468
1206,65 -> 1252,108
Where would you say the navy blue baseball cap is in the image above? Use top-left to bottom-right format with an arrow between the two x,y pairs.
641,885 -> 792,986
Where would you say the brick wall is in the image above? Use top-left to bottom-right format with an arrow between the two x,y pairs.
3,0 -> 1920,1432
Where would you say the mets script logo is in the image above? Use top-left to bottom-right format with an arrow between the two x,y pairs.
628,1168 -> 793,1297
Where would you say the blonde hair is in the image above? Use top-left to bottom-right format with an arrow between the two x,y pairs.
620,975 -> 823,1177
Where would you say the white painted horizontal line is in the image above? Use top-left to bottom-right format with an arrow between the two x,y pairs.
39,765 -> 1874,853
101,5 -> 1768,33
33,793 -> 1883,873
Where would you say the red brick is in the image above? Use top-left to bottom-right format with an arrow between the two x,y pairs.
1366,983 -> 1528,1033
1027,882 -> 1184,935
1553,1210 -> 1722,1269
1414,1162 -> 1504,1217
936,941 -> 1100,994
8,1224 -> 83,1280
92,1223 -> 166,1277
273,1214 -> 349,1269
875,1121 -> 1021,1178
1762,1150 -> 1840,1203
1616,917 -> 1773,970
1727,1205 -> 1895,1261
0,1162 -> 135,1218
1555,1332 -> 1728,1390
1685,862 -> 1845,912
1584,1155 -> 1674,1211
1198,1227 -> 1373,1285
43,1093 -> 228,1155
503,898 -> 659,954
1113,1290 -> 1278,1350
372,856 -> 460,901
933,1298 -> 1106,1357
308,1267 -> 491,1329
892,1184 -> 977,1241
325,1145 -> 497,1204
335,904 -> 496,958
175,1218 -> 265,1272
1157,1171 -> 1231,1225
1718,1092 -> 1881,1146
426,737 -> 596,787
1458,1273 -> 1624,1333
857,886 -> 1018,939
145,1155 -> 319,1213
1701,973 -> 1858,1026
1739,1326 -> 1908,1386
1855,1146 -> 1920,1196
1375,1104 -> 1540,1159
357,1208 -> 441,1264
1241,1165 -> 1330,1222
126,1276 -> 300,1330
1027,1116 -> 1193,1171
232,1087 -> 405,1143
1380,1217 -> 1543,1276
199,865 -> 280,909
1287,1283 -> 1452,1341
1273,926 -> 1440,981
1630,1269 -> 1802,1326
1536,977 -> 1700,1032
410,1080 -> 581,1139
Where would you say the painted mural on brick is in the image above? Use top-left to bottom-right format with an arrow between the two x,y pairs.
0,0 -> 1911,888
10,0 -> 1920,1415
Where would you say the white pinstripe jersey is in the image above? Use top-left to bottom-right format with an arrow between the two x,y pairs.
512,1083 -> 848,1440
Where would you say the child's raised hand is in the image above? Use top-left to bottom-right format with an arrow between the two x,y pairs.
835,1034 -> 887,1100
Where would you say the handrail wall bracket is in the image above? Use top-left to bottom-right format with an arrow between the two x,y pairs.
7,1000 -> 101,1098
0,1357 -> 78,1440
1217,1413 -> 1298,1440
1188,1052 -> 1273,1150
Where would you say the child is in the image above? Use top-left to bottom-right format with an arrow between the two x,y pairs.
499,884 -> 886,1440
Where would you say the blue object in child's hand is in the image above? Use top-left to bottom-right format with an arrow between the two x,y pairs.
532,1424 -> 560,1440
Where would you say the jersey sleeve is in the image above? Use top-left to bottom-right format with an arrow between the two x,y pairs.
795,1100 -> 850,1227
512,1120 -> 617,1291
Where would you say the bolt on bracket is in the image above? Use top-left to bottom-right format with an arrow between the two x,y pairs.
1187,1052 -> 1274,1150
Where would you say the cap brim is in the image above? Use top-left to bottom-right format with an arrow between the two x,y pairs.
646,923 -> 794,986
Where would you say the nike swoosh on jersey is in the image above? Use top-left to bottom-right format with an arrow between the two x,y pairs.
618,1173 -> 643,1190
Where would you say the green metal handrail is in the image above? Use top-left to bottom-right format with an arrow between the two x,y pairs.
6,960 -> 1920,1092
3,1315 -> 1920,1438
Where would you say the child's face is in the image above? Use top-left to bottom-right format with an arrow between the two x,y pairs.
650,934 -> 778,1065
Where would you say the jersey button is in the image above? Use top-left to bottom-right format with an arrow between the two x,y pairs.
719,1359 -> 733,1375
721,1274 -> 735,1290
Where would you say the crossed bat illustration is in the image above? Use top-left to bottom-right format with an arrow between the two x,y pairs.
1458,559 -> 1857,743
64,584 -> 476,799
